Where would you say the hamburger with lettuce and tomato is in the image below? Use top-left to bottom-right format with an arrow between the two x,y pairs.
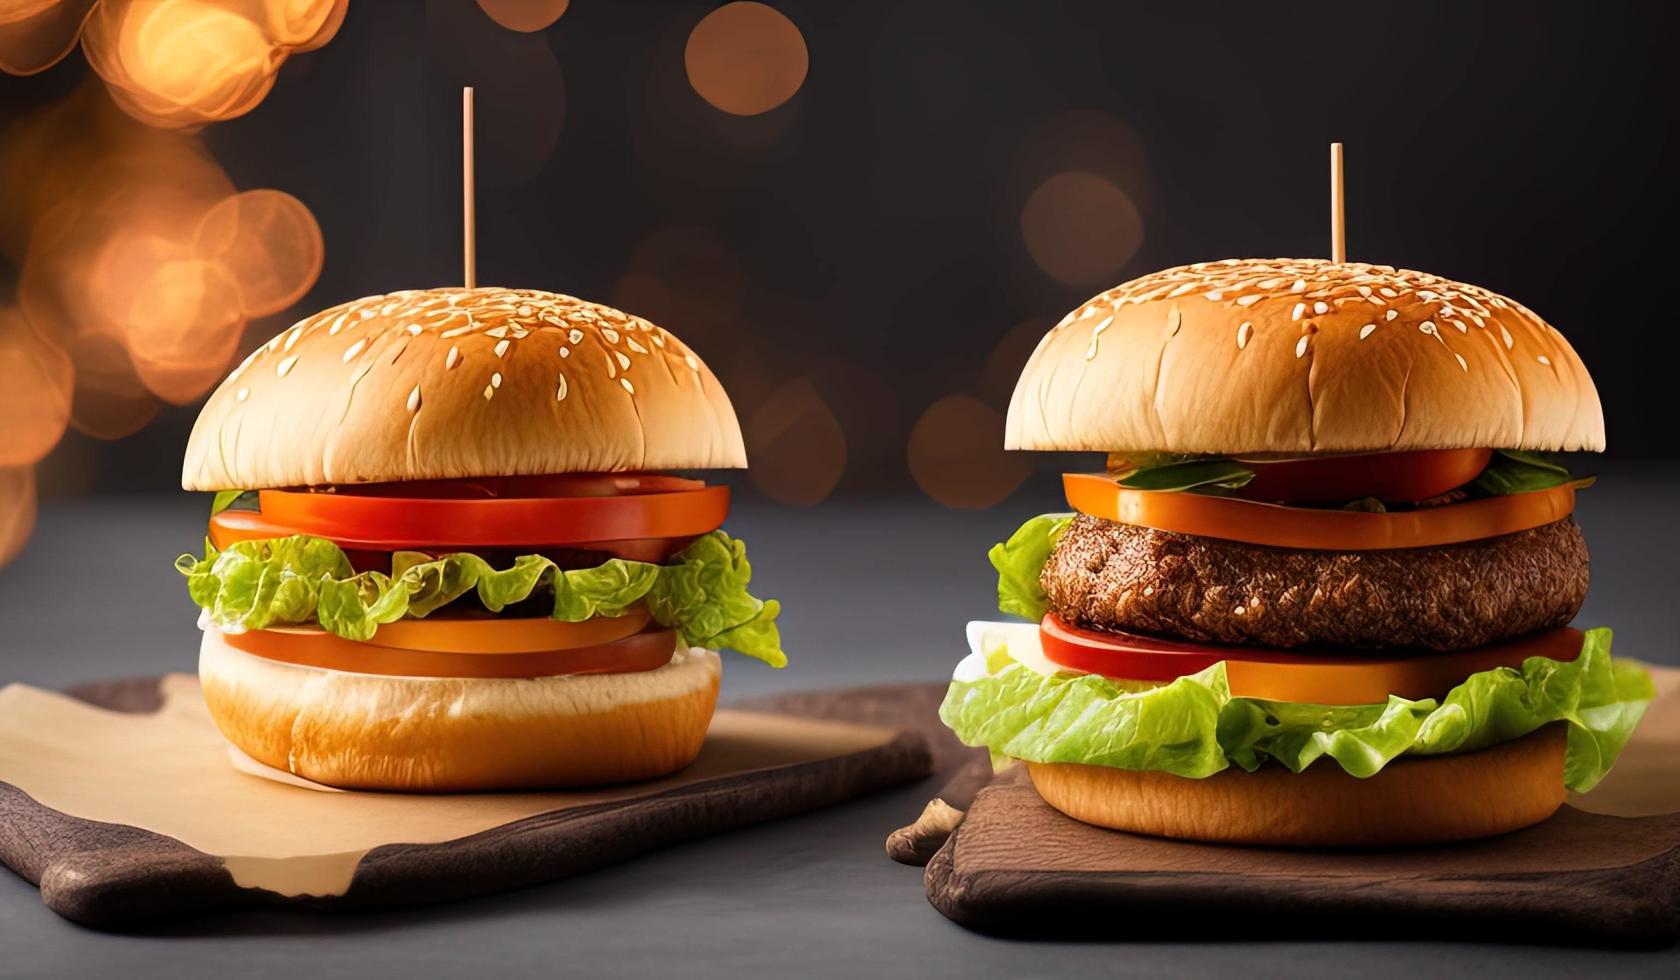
176,287 -> 783,791
940,258 -> 1653,845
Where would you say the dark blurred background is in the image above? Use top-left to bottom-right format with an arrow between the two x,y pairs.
2,0 -> 1677,534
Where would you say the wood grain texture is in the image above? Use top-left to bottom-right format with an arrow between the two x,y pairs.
0,678 -> 934,928
925,767 -> 1680,947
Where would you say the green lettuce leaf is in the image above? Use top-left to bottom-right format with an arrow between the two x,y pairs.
1473,450 -> 1593,495
177,530 -> 785,666
1107,453 -> 1256,492
939,626 -> 1650,791
987,514 -> 1072,620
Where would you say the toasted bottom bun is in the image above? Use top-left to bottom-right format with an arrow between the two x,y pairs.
1026,724 -> 1567,846
199,629 -> 721,792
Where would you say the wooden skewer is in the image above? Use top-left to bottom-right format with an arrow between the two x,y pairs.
463,86 -> 477,289
1329,142 -> 1346,264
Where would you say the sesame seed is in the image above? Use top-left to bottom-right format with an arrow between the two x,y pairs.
1204,291 -> 1223,301
1500,325 -> 1514,349
1385,309 -> 1398,321
1451,320 -> 1468,334
1085,315 -> 1113,360
486,326 -> 509,339
1291,302 -> 1307,321
328,313 -> 348,335
406,385 -> 421,411
1419,320 -> 1437,335
277,354 -> 299,377
1166,283 -> 1195,298
1313,301 -> 1329,315
1291,279 -> 1307,293
1537,354 -> 1552,366
568,329 -> 584,344
493,339 -> 510,358
1358,285 -> 1373,298
490,372 -> 502,389
651,334 -> 666,348
685,355 -> 700,371
1235,294 -> 1261,307
602,328 -> 621,343
446,346 -> 461,369
517,304 -> 534,316
1378,287 -> 1398,298
405,323 -> 422,336
556,374 -> 568,401
1237,322 -> 1252,349
482,385 -> 495,400
1359,323 -> 1377,340
613,351 -> 630,370
621,378 -> 635,394
1295,335 -> 1310,358
343,340 -> 366,362
235,387 -> 250,402
283,327 -> 302,351
626,338 -> 648,354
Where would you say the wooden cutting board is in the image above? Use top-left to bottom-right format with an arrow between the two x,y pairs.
0,675 -> 936,928
917,665 -> 1680,947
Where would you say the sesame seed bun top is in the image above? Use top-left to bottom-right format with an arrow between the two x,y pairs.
1006,258 -> 1605,455
181,287 -> 746,491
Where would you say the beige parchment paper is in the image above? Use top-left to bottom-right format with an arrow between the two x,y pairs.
0,675 -> 897,898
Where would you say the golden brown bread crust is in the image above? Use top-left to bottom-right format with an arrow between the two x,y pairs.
198,630 -> 721,791
182,287 -> 746,491
1007,259 -> 1604,455
1042,514 -> 1589,651
1027,724 -> 1567,846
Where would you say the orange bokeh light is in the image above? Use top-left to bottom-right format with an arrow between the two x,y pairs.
195,189 -> 324,317
0,306 -> 74,467
2,82 -> 321,444
908,395 -> 1030,510
121,255 -> 247,405
476,0 -> 567,33
0,0 -> 96,75
78,0 -> 344,128
746,378 -> 846,506
1021,170 -> 1145,286
0,465 -> 37,569
685,2 -> 808,116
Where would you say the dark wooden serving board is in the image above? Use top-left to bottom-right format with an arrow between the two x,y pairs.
924,767 -> 1680,947
0,676 -> 936,928
884,666 -> 1680,946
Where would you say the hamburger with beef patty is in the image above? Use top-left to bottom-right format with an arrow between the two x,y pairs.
940,258 -> 1653,846
176,287 -> 784,791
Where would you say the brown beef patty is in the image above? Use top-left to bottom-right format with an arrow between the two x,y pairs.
1042,515 -> 1589,651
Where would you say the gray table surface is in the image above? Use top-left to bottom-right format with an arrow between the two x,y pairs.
2,467 -> 1677,978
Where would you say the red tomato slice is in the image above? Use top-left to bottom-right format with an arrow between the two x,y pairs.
219,622 -> 677,679
1039,614 -> 1584,704
1234,448 -> 1492,504
366,607 -> 651,653
207,483 -> 729,551
1064,473 -> 1574,551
